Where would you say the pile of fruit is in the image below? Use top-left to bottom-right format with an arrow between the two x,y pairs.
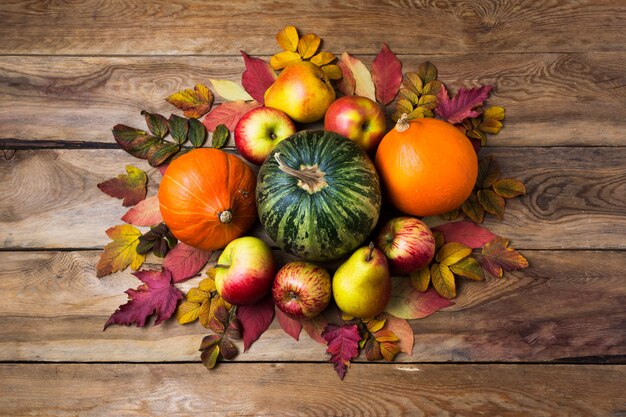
96,26 -> 528,379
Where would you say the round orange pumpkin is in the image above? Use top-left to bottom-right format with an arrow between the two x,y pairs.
158,148 -> 257,251
375,116 -> 478,217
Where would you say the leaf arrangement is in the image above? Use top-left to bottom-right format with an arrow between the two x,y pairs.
94,24 -> 531,380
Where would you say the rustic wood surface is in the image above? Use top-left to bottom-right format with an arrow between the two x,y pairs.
0,1 -> 624,415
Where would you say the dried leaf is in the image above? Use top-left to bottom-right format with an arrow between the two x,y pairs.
297,33 -> 321,59
237,296 -> 275,352
240,51 -> 277,103
364,338 -> 382,361
310,51 -> 336,66
418,94 -> 438,110
431,263 -> 456,299
275,307 -> 302,341
97,165 -> 147,207
479,237 -> 529,277
176,299 -> 204,324
435,85 -> 493,124
450,256 -> 484,281
211,124 -> 230,149
433,221 -> 497,249
121,195 -> 162,227
200,344 -> 220,369
202,101 -> 262,132
434,230 -> 445,251
340,52 -> 376,101
112,125 -> 159,160
479,119 -> 503,134
141,111 -> 168,139
226,318 -> 242,340
321,64 -> 342,80
96,224 -> 145,278
371,43 -> 402,105
477,156 -> 501,188
477,189 -> 506,220
385,276 -> 453,319
462,192 -> 485,224
276,25 -> 299,52
417,61 -> 438,84
396,99 -> 414,114
403,72 -> 423,94
410,266 -> 431,292
210,79 -> 253,102
187,287 -> 211,303
493,178 -> 527,198
380,342 -> 400,362
188,118 -> 207,148
163,242 -> 211,283
366,319 -> 386,333
483,106 -> 505,121
104,269 -> 183,329
380,313 -> 414,356
336,60 -> 356,96
147,142 -> 179,167
322,323 -> 361,380
270,50 -> 302,70
436,242 -> 472,266
206,302 -> 228,333
167,114 -> 188,144
302,314 -> 329,344
373,329 -> 399,343
399,88 -> 420,104
219,337 -> 239,360
422,80 -> 443,96
440,208 -> 461,222
199,334 -> 220,351
165,84 -> 214,119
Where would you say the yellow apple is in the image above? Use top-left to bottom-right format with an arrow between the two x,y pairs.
264,61 -> 336,123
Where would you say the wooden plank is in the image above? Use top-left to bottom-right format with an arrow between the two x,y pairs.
0,363 -> 624,416
0,249 -> 624,362
0,53 -> 624,146
0,1 -> 624,55
1,147 -> 625,250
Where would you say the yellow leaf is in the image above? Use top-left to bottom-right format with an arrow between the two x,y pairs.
200,294 -> 227,329
310,51 -> 336,66
341,313 -> 354,321
198,277 -> 216,292
297,33 -> 321,59
410,267 -> 431,292
165,84 -> 214,119
340,52 -> 376,101
436,242 -> 472,266
366,319 -> 386,333
484,106 -> 505,121
176,300 -> 202,324
276,25 -> 299,52
209,79 -> 253,102
450,256 -> 484,281
270,51 -> 301,70
380,342 -> 400,362
186,287 -> 210,303
198,298 -> 213,328
431,263 -> 456,299
479,119 -> 503,134
321,64 -> 342,80
374,329 -> 399,343
96,224 -> 145,277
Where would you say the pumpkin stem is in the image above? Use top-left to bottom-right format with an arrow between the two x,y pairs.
219,210 -> 232,223
366,241 -> 375,262
274,153 -> 328,194
395,113 -> 410,133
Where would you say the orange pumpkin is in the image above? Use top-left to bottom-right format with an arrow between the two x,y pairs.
158,148 -> 257,251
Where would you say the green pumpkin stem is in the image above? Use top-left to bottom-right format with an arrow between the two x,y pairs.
274,152 -> 328,194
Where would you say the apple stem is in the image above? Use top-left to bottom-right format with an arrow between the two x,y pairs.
366,241 -> 375,262
395,113 -> 410,133
274,152 -> 329,194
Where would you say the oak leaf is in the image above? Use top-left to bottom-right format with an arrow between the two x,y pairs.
240,51 -> 277,103
236,295 -> 275,352
340,52 -> 376,101
165,84 -> 214,119
385,276 -> 452,319
435,85 -> 493,124
121,195 -> 162,227
96,224 -> 145,278
371,43 -> 402,105
97,165 -> 147,207
322,323 -> 361,380
202,101 -> 262,132
163,242 -> 211,283
275,307 -> 302,341
479,237 -> 529,277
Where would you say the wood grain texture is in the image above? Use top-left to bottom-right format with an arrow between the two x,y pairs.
1,147 -> 624,250
0,53 -> 624,146
0,0 -> 625,55
0,249 -> 623,362
0,363 -> 624,417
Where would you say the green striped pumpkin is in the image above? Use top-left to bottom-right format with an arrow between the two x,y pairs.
256,130 -> 381,261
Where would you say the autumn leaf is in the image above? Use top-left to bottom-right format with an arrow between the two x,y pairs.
302,313 -> 329,344
493,178 -> 527,198
322,323 -> 361,380
410,266 -> 431,292
167,114 -> 188,144
270,51 -> 302,70
209,79 -> 253,102
310,51 -> 336,67
321,64 -> 342,80
121,195 -> 163,227
136,223 -> 177,258
237,295 -> 275,352
111,125 -> 159,161
275,307 -> 302,341
371,43 -> 402,105
240,51 -> 277,103
188,118 -> 207,148
462,193 -> 485,224
431,263 -> 456,299
478,237 -> 529,277
380,341 -> 401,362
97,165 -> 147,207
477,156 -> 501,188
336,60 -> 356,96
477,189 -> 505,219
449,256 -> 484,281
199,336 -> 220,369
340,52 -> 376,102
380,313 -> 414,356
417,61 -> 438,84
435,85 -> 493,124
141,111 -> 168,139
104,269 -> 183,329
165,84 -> 214,119
276,25 -> 299,52
147,142 -> 179,167
163,242 -> 211,283
297,33 -> 321,59
211,124 -> 230,149
96,224 -> 145,278
436,242 -> 472,266
433,221 -> 497,249
385,276 -> 452,319
202,101 -> 262,132
176,299 -> 205,324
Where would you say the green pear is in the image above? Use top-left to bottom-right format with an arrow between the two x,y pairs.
332,243 -> 391,319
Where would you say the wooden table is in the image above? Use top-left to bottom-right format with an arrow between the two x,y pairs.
1,1 -> 625,415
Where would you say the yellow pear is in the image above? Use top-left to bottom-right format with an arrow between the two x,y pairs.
264,61 -> 336,123
332,243 -> 391,319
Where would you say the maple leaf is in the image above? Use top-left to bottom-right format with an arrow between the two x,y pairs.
121,195 -> 162,227
435,85 -> 493,124
478,237 -> 529,277
339,52 -> 376,102
385,276 -> 452,319
240,51 -> 277,103
275,307 -> 302,341
165,84 -> 214,119
97,165 -> 147,207
202,101 -> 262,132
371,43 -> 402,105
96,224 -> 146,278
104,269 -> 183,329
433,221 -> 497,249
163,242 -> 211,283
209,79 -> 253,102
322,323 -> 361,380
236,295 -> 275,352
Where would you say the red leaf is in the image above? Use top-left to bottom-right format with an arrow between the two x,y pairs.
336,60 -> 356,96
275,306 -> 302,341
322,323 -> 361,380
104,269 -> 182,329
163,242 -> 211,283
435,85 -> 493,124
202,100 -> 262,132
433,221 -> 497,249
371,43 -> 402,106
158,164 -> 169,176
301,313 -> 329,344
385,277 -> 453,320
241,51 -> 277,104
121,195 -> 163,227
236,295 -> 275,352
97,165 -> 147,207
479,237 -> 529,277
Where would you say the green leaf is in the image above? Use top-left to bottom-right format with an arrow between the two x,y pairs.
168,114 -> 189,144
417,61 -> 438,83
396,99 -> 414,114
112,125 -> 162,160
493,178 -> 526,198
422,80 -> 443,96
141,111 -> 169,139
431,263 -> 456,299
212,124 -> 230,149
188,118 -> 207,148
418,94 -> 438,110
449,256 -> 484,281
461,193 -> 485,224
436,242 -> 472,266
476,156 -> 501,188
477,189 -> 506,220
147,142 -> 180,167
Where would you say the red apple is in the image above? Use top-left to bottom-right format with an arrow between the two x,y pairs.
323,96 -> 386,153
272,261 -> 331,319
234,106 -> 296,165
375,217 -> 436,274
214,236 -> 276,305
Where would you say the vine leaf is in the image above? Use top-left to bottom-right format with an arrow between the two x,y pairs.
240,51 -> 277,103
202,101 -> 262,132
121,195 -> 163,227
237,295 -> 275,352
165,84 -> 214,119
275,307 -> 302,341
163,242 -> 211,283
97,165 -> 147,207
385,276 -> 452,319
371,43 -> 402,105
96,224 -> 145,278
479,237 -> 529,277
435,85 -> 493,124
209,79 -> 253,102
104,269 -> 182,329
322,323 -> 361,380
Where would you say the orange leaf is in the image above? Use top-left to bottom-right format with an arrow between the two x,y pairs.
374,329 -> 399,343
276,25 -> 299,52
165,84 -> 214,119
380,342 -> 400,362
96,225 -> 145,277
297,33 -> 321,59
